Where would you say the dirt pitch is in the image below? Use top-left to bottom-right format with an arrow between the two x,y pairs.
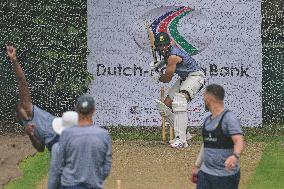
1,136 -> 265,189
104,141 -> 265,189
0,135 -> 36,189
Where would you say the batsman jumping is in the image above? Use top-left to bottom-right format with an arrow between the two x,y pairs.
148,31 -> 205,148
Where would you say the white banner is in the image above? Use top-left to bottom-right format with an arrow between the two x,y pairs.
87,0 -> 262,127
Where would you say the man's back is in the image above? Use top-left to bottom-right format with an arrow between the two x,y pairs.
59,125 -> 112,189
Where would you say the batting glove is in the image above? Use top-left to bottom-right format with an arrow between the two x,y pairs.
151,70 -> 161,83
150,60 -> 165,71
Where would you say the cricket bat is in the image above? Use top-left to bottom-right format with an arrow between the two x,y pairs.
145,21 -> 166,144
145,20 -> 158,63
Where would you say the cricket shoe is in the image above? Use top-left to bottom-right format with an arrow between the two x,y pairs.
169,132 -> 193,144
168,137 -> 179,144
169,139 -> 188,148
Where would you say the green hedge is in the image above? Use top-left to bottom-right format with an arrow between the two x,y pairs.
262,47 -> 284,123
262,0 -> 284,123
0,0 -> 93,127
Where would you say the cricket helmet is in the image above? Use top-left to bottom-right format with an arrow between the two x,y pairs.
154,32 -> 170,46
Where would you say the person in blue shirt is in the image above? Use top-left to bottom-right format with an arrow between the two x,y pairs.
52,94 -> 112,189
151,32 -> 205,148
6,44 -> 58,152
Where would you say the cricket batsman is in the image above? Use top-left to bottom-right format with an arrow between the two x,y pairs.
150,32 -> 205,148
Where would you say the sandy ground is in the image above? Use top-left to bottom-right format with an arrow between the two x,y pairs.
0,135 -> 36,189
104,141 -> 265,189
35,140 -> 265,189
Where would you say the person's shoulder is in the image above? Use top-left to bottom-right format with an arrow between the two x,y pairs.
93,125 -> 109,134
33,105 -> 54,116
92,126 -> 111,138
224,110 -> 239,120
222,110 -> 241,127
33,105 -> 44,112
171,45 -> 180,50
170,45 -> 180,54
62,126 -> 78,135
203,113 -> 212,123
171,45 -> 187,54
222,110 -> 243,135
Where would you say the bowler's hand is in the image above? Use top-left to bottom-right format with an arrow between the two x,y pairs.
6,44 -> 17,62
25,123 -> 35,136
224,155 -> 238,171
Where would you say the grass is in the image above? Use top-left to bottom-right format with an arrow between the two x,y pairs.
107,126 -> 162,141
242,123 -> 284,142
106,123 -> 284,142
3,123 -> 284,189
4,150 -> 50,189
245,142 -> 284,189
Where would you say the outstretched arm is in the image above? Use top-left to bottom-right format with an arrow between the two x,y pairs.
6,44 -> 33,119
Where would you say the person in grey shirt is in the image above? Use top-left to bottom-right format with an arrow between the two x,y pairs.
6,43 -> 58,152
48,111 -> 79,189
191,84 -> 245,189
56,94 -> 112,189
49,142 -> 61,189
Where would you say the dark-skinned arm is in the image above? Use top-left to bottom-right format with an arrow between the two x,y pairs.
6,45 -> 33,119
25,124 -> 45,152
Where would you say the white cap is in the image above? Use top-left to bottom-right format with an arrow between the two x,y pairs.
52,111 -> 78,135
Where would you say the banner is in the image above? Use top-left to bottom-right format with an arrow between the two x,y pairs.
87,0 -> 262,126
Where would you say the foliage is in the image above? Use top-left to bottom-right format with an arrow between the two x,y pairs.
262,0 -> 284,123
0,0 -> 93,125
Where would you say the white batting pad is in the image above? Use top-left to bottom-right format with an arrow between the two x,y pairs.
172,93 -> 188,142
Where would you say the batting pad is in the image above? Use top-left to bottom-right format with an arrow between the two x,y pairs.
172,94 -> 188,143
